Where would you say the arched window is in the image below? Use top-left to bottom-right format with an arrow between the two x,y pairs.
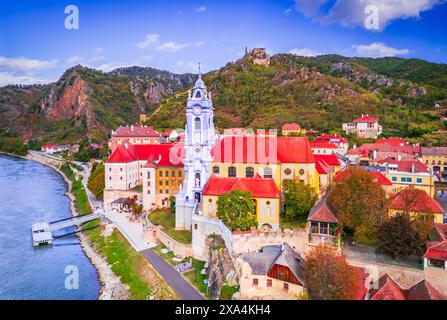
228,166 -> 237,177
195,91 -> 201,98
265,206 -> 272,218
263,167 -> 273,179
195,117 -> 201,131
246,167 -> 255,178
195,172 -> 201,187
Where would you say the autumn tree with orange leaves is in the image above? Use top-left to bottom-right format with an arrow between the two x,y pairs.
328,169 -> 388,245
303,245 -> 362,300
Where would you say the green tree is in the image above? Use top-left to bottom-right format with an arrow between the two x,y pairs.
282,179 -> 318,219
87,162 -> 105,200
328,169 -> 387,245
378,214 -> 426,259
217,190 -> 257,232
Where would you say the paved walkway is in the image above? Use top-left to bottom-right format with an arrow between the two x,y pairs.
140,249 -> 204,300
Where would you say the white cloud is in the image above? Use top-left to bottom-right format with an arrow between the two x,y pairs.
195,41 -> 205,47
0,72 -> 49,86
136,33 -> 160,49
174,61 -> 200,73
294,0 -> 445,30
289,48 -> 321,57
0,56 -> 58,72
284,8 -> 293,15
195,6 -> 207,13
156,41 -> 190,52
353,42 -> 410,57
65,55 -> 83,65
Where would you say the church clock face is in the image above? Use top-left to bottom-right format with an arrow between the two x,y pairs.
193,105 -> 201,115
194,144 -> 201,154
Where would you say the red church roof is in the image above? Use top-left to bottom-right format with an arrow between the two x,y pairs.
211,136 -> 315,164
107,143 -> 184,167
389,188 -> 444,214
202,175 -> 280,198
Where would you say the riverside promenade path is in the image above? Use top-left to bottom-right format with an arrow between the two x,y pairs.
140,248 -> 204,300
82,164 -> 203,300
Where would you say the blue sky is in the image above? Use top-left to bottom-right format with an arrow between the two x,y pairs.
1,0 -> 446,86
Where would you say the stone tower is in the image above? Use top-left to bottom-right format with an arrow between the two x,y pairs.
175,71 -> 216,230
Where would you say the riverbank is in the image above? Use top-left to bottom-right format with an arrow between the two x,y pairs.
2,151 -> 130,300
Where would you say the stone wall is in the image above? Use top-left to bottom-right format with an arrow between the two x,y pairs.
144,225 -> 192,259
232,229 -> 308,255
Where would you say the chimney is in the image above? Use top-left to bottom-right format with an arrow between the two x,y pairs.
373,149 -> 377,160
124,142 -> 128,149
411,163 -> 415,173
353,143 -> 357,149
131,125 -> 134,132
398,154 -> 402,161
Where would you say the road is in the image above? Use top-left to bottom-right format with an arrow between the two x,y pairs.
140,249 -> 204,300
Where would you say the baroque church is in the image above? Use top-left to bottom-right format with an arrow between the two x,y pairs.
175,72 -> 217,230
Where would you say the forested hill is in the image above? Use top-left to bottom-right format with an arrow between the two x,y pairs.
146,52 -> 447,146
1,52 -> 447,146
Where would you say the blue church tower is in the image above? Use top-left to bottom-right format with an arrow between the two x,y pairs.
175,70 -> 216,230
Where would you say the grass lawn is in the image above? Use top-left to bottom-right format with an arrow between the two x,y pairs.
184,259 -> 209,299
86,225 -> 177,300
220,285 -> 239,300
149,209 -> 192,244
280,215 -> 308,231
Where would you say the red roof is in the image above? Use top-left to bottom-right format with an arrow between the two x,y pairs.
389,188 -> 444,214
310,141 -> 338,149
353,115 -> 379,123
211,136 -> 315,164
107,143 -> 184,167
313,134 -> 348,144
424,242 -> 447,261
434,223 -> 447,242
307,201 -> 339,223
333,170 -> 392,186
369,274 -> 444,300
369,274 -> 406,300
379,159 -> 428,173
315,159 -> 333,175
362,139 -> 421,157
282,123 -> 301,131
313,154 -> 339,166
202,175 -> 280,198
112,126 -> 160,138
406,280 -> 445,300
347,147 -> 369,157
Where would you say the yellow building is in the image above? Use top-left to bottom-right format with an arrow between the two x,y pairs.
281,123 -> 306,136
155,166 -> 184,205
211,136 -> 319,194
388,188 -> 445,224
202,175 -> 281,230
422,147 -> 447,174
379,159 -> 435,197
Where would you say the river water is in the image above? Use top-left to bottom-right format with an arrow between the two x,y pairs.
0,154 -> 100,299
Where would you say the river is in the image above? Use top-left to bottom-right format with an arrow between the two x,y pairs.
0,154 -> 100,299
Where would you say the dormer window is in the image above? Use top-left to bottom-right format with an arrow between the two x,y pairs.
195,91 -> 201,98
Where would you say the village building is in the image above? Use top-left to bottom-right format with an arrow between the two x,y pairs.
236,243 -> 305,299
342,114 -> 382,138
388,188 -> 445,224
424,223 -> 447,271
310,141 -> 339,155
41,144 -> 69,154
421,146 -> 447,176
377,159 -> 435,197
108,125 -> 161,152
345,147 -> 369,165
307,201 -> 339,246
333,169 -> 393,195
367,274 -> 444,300
160,129 -> 180,143
201,175 -> 281,230
314,154 -> 342,172
312,134 -> 349,154
362,138 -> 421,163
210,135 -> 319,194
315,158 -> 334,192
281,123 -> 306,136
104,143 -> 184,209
